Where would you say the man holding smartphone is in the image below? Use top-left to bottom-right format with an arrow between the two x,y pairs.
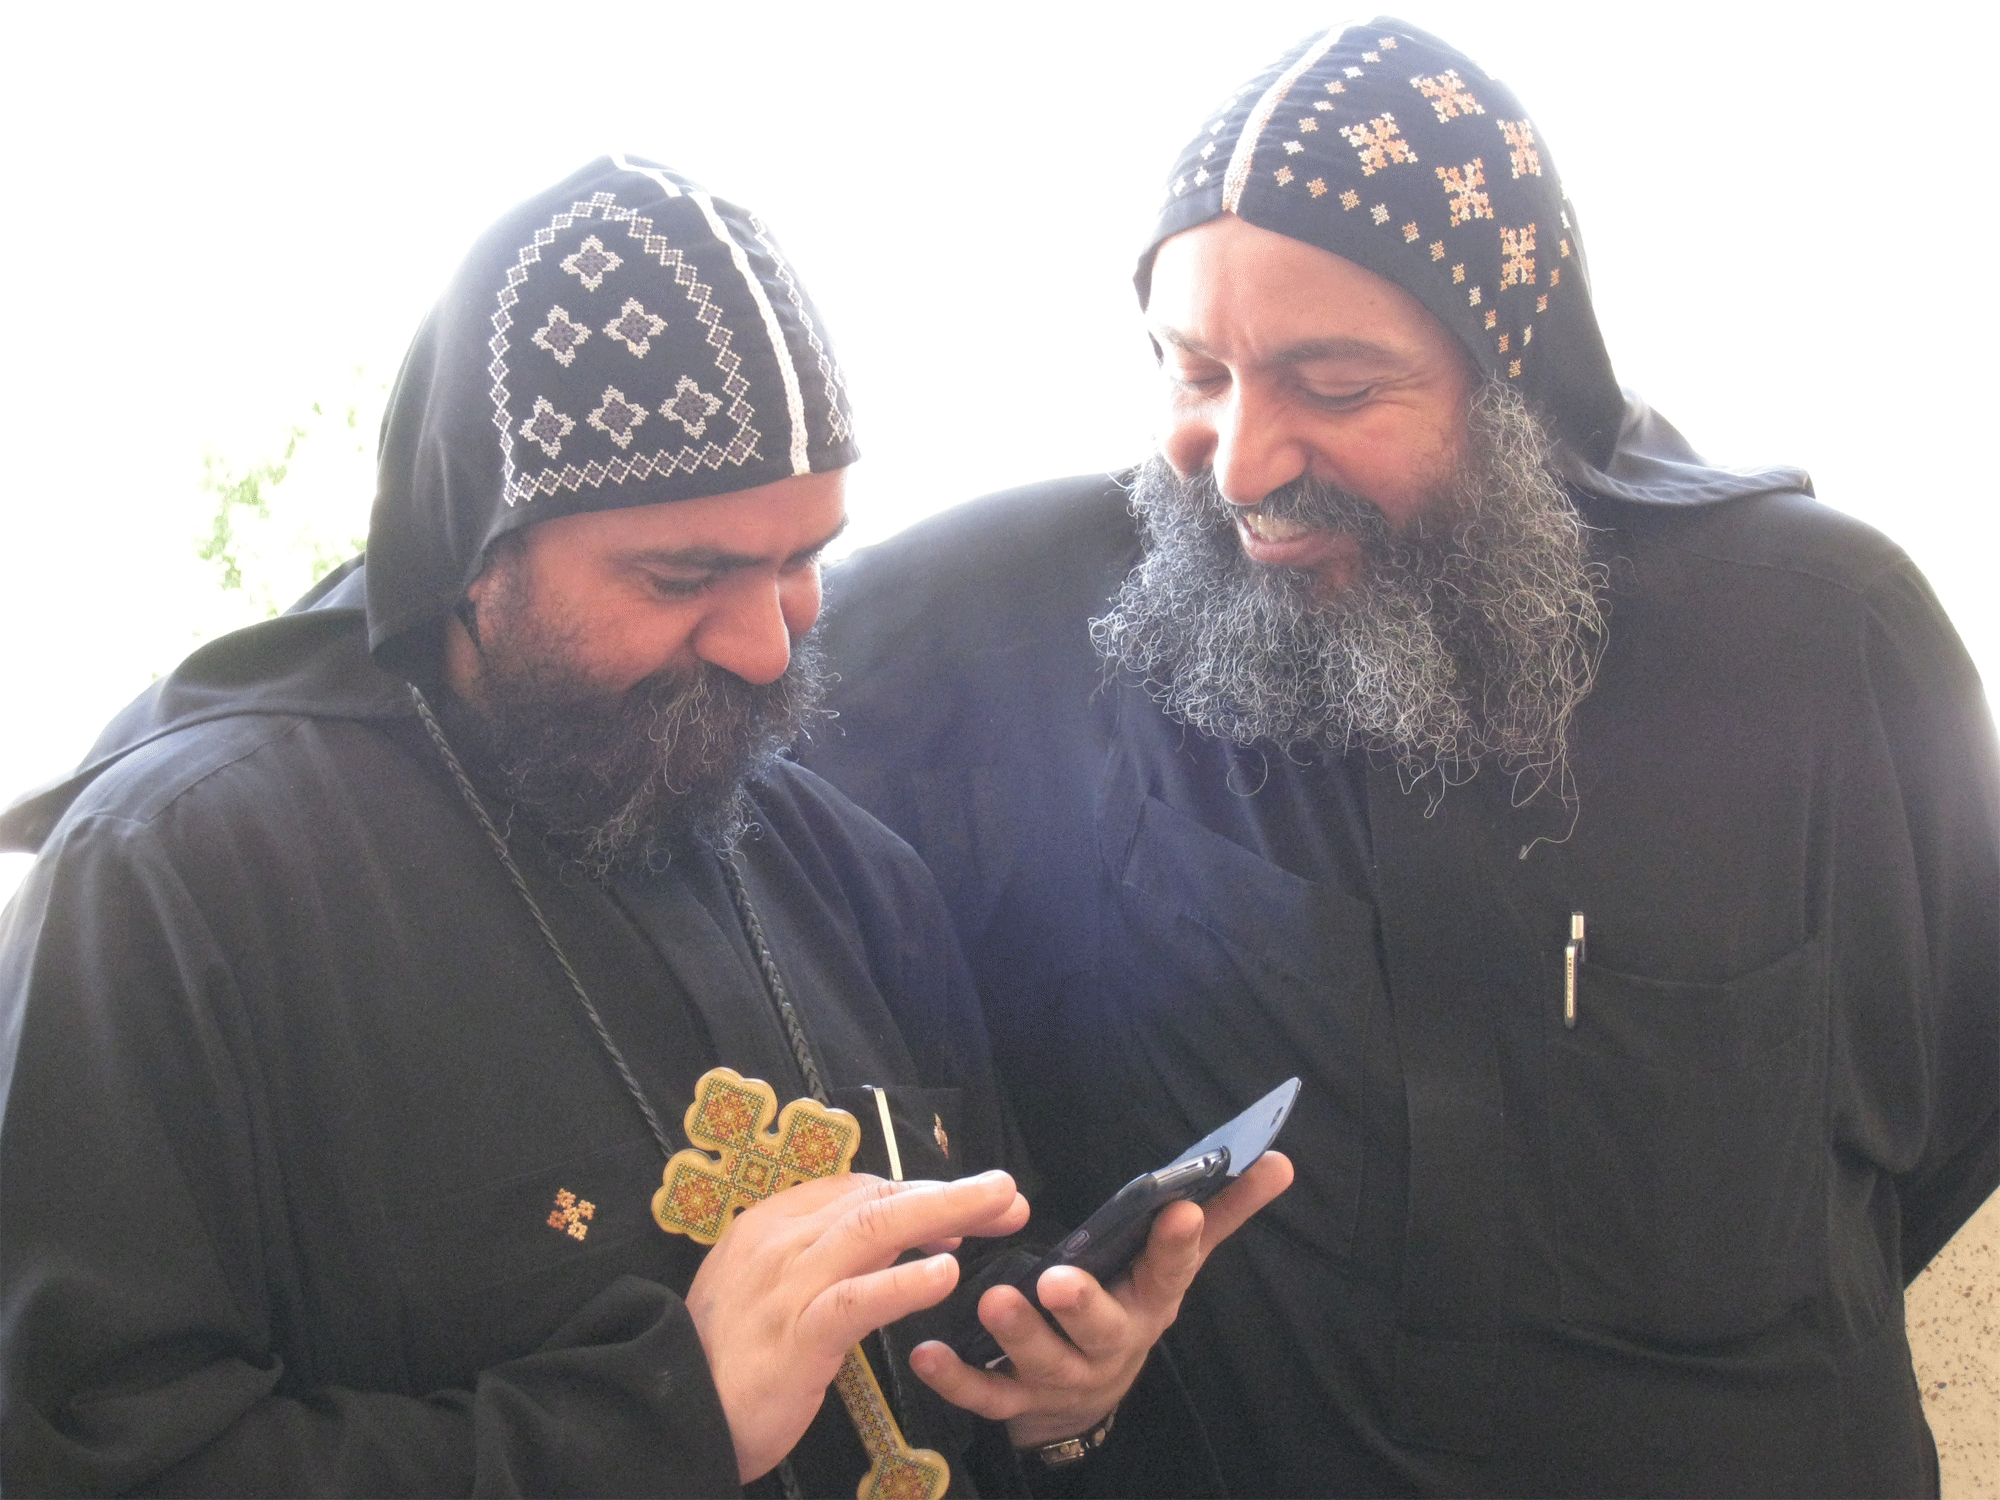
811,21 -> 1999,1496
0,154 -> 1288,1497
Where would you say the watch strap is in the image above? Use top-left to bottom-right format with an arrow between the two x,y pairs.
1030,1406 -> 1117,1468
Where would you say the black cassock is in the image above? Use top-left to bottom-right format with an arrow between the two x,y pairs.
809,468 -> 2000,1498
0,570 -> 1047,1498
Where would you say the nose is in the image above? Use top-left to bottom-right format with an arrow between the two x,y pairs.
1169,385 -> 1307,507
1210,388 -> 1309,506
690,568 -> 820,685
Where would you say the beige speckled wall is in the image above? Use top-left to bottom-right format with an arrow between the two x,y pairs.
1908,1189 -> 1999,1498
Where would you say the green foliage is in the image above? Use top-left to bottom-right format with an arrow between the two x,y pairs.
194,381 -> 379,623
198,422 -> 303,593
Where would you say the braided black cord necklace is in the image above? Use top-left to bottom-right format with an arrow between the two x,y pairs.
413,683 -> 834,1499
409,684 -> 834,1123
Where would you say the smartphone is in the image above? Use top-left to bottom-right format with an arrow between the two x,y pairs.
953,1077 -> 1300,1368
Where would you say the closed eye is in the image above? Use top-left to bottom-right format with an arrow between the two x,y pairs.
645,571 -> 718,598
1164,363 -> 1230,396
1303,384 -> 1375,411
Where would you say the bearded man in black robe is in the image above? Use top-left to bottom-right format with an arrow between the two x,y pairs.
0,156 -> 1286,1497
807,22 -> 2000,1498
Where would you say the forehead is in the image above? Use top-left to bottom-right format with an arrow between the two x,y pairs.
1148,214 -> 1466,371
518,467 -> 848,564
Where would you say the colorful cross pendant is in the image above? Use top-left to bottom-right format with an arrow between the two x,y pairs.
653,1067 -> 862,1240
653,1067 -> 952,1500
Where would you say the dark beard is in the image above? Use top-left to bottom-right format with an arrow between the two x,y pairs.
1090,380 -> 1605,792
445,589 -> 827,881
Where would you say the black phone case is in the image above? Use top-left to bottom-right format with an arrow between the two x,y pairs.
952,1150 -> 1229,1368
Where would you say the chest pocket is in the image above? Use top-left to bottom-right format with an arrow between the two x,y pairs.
830,1085 -> 968,1183
1549,935 -> 1830,1344
1103,784 -> 1376,1265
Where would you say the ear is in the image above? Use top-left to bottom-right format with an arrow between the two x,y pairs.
453,595 -> 483,651
461,526 -> 530,621
446,549 -> 508,704
457,550 -> 506,653
442,596 -> 484,707
462,551 -> 501,612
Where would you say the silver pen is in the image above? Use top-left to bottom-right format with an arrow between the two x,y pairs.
1564,911 -> 1586,1028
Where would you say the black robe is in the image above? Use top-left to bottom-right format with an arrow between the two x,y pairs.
807,472 -> 2000,1498
0,570 -> 1034,1497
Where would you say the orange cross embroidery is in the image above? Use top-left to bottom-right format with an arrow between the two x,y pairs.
1435,158 -> 1493,226
1501,224 -> 1538,287
1412,69 -> 1484,123
547,1189 -> 596,1241
1499,119 -> 1543,179
1339,113 -> 1419,176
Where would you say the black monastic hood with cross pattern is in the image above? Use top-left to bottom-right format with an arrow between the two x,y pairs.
1139,17 -> 1810,509
365,153 -> 858,670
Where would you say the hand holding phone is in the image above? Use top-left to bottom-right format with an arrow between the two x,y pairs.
952,1078 -> 1300,1368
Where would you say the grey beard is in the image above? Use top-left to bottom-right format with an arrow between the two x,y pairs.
1090,380 -> 1605,793
448,608 -> 826,882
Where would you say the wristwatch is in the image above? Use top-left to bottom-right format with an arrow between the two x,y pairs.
1029,1407 -> 1117,1468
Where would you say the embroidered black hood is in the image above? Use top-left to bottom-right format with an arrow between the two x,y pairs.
1139,18 -> 1809,507
366,153 -> 857,668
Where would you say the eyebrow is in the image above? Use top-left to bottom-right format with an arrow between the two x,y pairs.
621,517 -> 849,574
1152,326 -> 1403,366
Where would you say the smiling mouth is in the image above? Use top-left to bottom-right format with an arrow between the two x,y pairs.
1236,511 -> 1318,544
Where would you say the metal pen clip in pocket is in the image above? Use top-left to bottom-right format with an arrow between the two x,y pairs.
1563,911 -> 1586,1028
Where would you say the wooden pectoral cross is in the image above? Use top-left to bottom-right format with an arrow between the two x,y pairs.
654,1067 -> 952,1500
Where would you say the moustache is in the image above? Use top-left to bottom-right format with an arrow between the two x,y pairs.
1230,473 -> 1387,533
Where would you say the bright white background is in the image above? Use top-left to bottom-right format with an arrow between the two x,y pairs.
4,2 -> 1996,910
